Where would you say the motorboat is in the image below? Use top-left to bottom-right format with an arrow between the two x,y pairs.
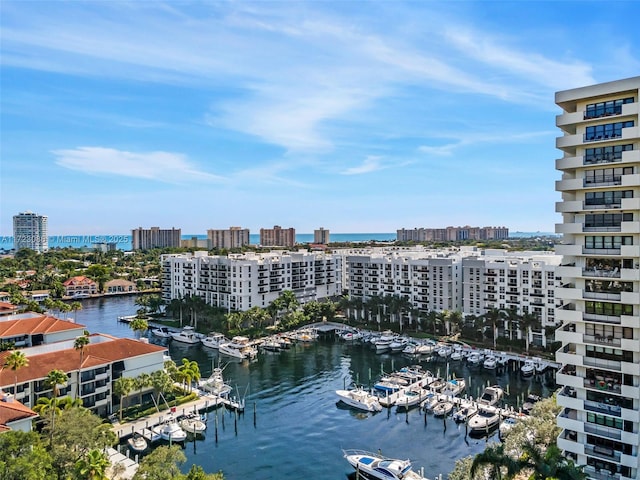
483,354 -> 497,370
395,366 -> 431,386
521,359 -> 535,377
522,394 -> 542,414
157,416 -> 187,442
389,337 -> 408,353
535,359 -> 548,374
197,367 -> 233,397
374,331 -> 396,353
415,342 -> 434,355
438,345 -> 453,358
219,336 -> 258,359
432,400 -> 454,417
260,337 -> 282,352
127,432 -> 148,452
452,404 -> 477,423
151,326 -> 172,339
291,328 -> 318,342
201,332 -> 228,349
170,326 -> 202,345
440,378 -> 466,397
343,449 -> 429,480
428,378 -> 447,393
466,351 -> 482,367
336,386 -> 383,412
341,330 -> 363,341
374,376 -> 407,394
450,348 -> 463,361
477,385 -> 504,407
395,387 -> 428,410
179,412 -> 206,434
420,392 -> 440,411
468,406 -> 501,434
499,416 -> 519,439
402,343 -> 418,355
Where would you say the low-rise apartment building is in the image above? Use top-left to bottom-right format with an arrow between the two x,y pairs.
0,313 -> 87,347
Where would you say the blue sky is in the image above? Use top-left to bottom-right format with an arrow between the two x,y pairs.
1,1 -> 639,235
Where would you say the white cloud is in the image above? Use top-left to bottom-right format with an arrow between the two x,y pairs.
419,130 -> 555,156
53,147 -> 224,183
341,156 -> 385,175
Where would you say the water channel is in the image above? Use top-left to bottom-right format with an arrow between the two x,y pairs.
72,295 -> 557,479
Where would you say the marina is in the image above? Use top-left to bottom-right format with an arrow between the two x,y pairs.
71,295 -> 559,479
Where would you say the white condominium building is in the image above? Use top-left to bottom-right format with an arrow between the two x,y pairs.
131,227 -> 182,250
13,211 -> 48,253
162,250 -> 342,311
207,227 -> 251,249
314,227 -> 330,244
462,250 -> 561,347
554,76 -> 640,480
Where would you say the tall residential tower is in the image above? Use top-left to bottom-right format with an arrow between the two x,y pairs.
13,211 -> 48,253
554,76 -> 640,480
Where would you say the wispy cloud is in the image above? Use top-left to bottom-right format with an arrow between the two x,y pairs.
418,130 -> 556,156
53,147 -> 224,183
340,156 -> 386,175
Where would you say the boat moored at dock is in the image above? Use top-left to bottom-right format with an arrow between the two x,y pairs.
336,386 -> 383,412
343,449 -> 429,480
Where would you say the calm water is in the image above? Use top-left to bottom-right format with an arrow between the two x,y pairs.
72,295 -> 556,480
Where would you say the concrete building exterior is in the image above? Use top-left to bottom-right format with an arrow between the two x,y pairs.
314,227 -> 330,244
259,225 -> 296,247
207,227 -> 251,249
396,226 -> 509,242
131,227 -> 181,250
554,76 -> 640,480
13,211 -> 48,253
162,250 -> 341,311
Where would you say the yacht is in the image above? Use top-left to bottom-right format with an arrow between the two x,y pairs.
452,404 -> 478,423
170,326 -> 202,345
440,378 -> 466,397
522,394 -> 542,414
179,412 -> 206,434
374,331 -> 396,353
420,392 -> 440,411
343,449 -> 429,480
395,387 -> 428,410
201,332 -> 228,349
432,400 -> 454,417
521,359 -> 535,377
499,416 -> 519,439
150,326 -> 172,339
483,354 -> 498,370
219,336 -> 258,359
197,367 -> 233,397
450,345 -> 464,361
127,432 -> 148,452
155,416 -> 187,442
341,330 -> 363,341
466,351 -> 482,367
336,386 -> 383,412
468,406 -> 501,434
477,385 -> 504,407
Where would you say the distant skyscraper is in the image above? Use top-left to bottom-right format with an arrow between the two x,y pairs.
13,211 -> 48,253
259,225 -> 295,247
314,227 -> 330,244
131,227 -> 181,250
207,227 -> 250,249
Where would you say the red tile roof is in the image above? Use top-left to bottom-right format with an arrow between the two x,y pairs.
0,315 -> 86,338
63,276 -> 96,287
0,394 -> 37,425
0,336 -> 166,385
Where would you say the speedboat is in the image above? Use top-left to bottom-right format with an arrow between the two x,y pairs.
522,394 -> 542,414
428,378 -> 447,393
336,386 -> 382,412
341,330 -> 363,341
151,326 -> 172,339
197,368 -> 232,397
466,352 -> 482,367
343,449 -> 429,480
477,385 -> 504,407
260,337 -> 282,352
179,412 -> 206,434
415,342 -> 434,355
452,404 -> 477,423
374,331 -> 396,353
499,416 -> 519,439
201,332 -> 228,349
127,432 -> 148,452
521,359 -> 535,377
438,345 -> 453,358
157,416 -> 187,442
395,387 -> 428,410
432,400 -> 454,417
420,392 -> 440,411
468,406 -> 501,434
170,326 -> 202,345
219,336 -> 258,359
440,378 -> 465,397
374,376 -> 406,394
483,354 -> 497,370
389,338 -> 408,353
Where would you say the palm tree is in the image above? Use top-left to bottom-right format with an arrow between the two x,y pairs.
113,376 -> 135,422
470,442 -> 519,480
4,350 -> 28,398
483,307 -> 506,349
134,373 -> 152,406
70,301 -> 83,322
46,369 -> 68,399
74,448 -> 110,480
447,310 -> 464,335
517,441 -> 587,480
74,333 -> 90,399
519,311 -> 541,353
150,369 -> 173,410
177,358 -> 200,392
129,318 -> 148,339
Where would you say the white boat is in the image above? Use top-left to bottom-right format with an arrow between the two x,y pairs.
336,386 -> 382,412
374,334 -> 395,353
420,392 -> 440,411
483,354 -> 497,370
415,342 -> 434,355
197,367 -> 233,397
522,394 -> 542,414
438,345 -> 453,358
179,412 -> 206,434
374,376 -> 406,393
452,404 -> 477,423
466,351 -> 482,367
395,387 -> 428,410
440,378 -> 466,397
428,378 -> 447,393
450,349 -> 463,361
477,385 -> 504,407
157,416 -> 187,442
535,359 -> 548,374
499,416 -> 519,438
341,330 -> 363,341
219,336 -> 258,359
432,400 -> 454,417
201,332 -> 228,349
127,432 -> 148,452
468,406 -> 501,434
402,343 -> 418,355
389,338 -> 408,353
343,449 -> 429,480
151,326 -> 172,339
170,326 -> 202,345
291,328 -> 318,342
521,359 -> 535,377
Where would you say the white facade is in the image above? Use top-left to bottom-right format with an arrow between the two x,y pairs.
13,211 -> 48,253
554,76 -> 640,480
162,250 -> 342,311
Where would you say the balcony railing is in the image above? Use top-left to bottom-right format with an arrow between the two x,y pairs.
583,356 -> 622,371
584,422 -> 622,441
585,444 -> 621,462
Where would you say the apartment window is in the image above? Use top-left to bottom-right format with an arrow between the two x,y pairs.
585,301 -> 633,317
584,167 -> 633,185
584,121 -> 634,142
584,213 -> 632,228
584,144 -> 633,164
585,236 -> 632,249
585,345 -> 633,363
585,190 -> 633,206
587,412 -> 623,430
584,97 -> 634,119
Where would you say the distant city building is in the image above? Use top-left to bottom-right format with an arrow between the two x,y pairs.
259,225 -> 296,247
181,236 -> 209,249
13,211 -> 48,253
207,227 -> 251,249
131,227 -> 181,250
162,250 -> 341,311
396,226 -> 509,242
63,275 -> 98,297
314,227 -> 330,244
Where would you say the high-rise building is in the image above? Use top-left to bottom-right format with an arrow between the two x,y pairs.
207,227 -> 250,249
554,76 -> 640,480
259,225 -> 295,247
314,227 -> 330,244
131,227 -> 181,250
13,211 -> 48,253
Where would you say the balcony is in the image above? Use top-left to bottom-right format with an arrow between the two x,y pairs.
583,356 -> 621,371
584,333 -> 622,348
585,444 -> 621,463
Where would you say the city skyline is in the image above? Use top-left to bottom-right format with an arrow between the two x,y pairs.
2,1 -> 639,235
